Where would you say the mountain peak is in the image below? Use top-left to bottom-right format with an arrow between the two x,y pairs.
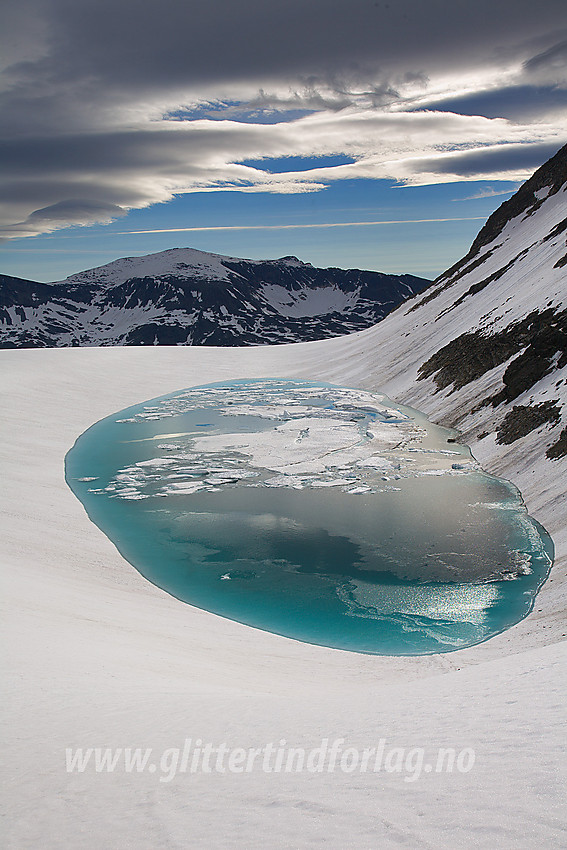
275,255 -> 310,266
51,247 -> 321,288
52,246 -> 245,288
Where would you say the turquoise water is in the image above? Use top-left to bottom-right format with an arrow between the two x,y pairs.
65,379 -> 553,655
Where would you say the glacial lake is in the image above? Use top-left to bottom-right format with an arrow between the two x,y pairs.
65,379 -> 553,655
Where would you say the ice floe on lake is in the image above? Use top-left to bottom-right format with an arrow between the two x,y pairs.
98,379 -> 481,502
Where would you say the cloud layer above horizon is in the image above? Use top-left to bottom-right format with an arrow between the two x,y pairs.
1,0 -> 566,239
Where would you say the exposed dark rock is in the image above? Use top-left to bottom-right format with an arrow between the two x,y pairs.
124,323 -> 190,346
418,308 -> 567,401
496,402 -> 561,445
417,330 -> 508,391
546,426 -> 567,459
491,312 -> 567,405
0,274 -> 54,309
542,216 -> 567,243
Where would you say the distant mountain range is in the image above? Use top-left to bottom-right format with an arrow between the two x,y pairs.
0,251 -> 429,348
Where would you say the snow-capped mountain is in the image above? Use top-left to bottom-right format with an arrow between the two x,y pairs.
358,143 -> 566,480
0,250 -> 429,347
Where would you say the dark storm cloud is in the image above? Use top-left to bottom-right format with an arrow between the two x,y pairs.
5,0 -> 563,92
413,86 -> 567,122
26,200 -> 127,222
524,39 -> 567,74
1,199 -> 126,239
0,126 -> 275,174
414,141 -> 564,178
1,0 -> 565,237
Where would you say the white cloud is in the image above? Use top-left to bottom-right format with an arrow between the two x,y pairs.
453,187 -> 520,202
117,217 -> 487,236
2,109 -> 563,238
0,0 -> 565,239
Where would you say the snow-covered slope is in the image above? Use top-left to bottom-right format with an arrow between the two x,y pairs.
0,250 -> 428,347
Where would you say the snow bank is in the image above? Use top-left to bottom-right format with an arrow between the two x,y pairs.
1,339 -> 565,849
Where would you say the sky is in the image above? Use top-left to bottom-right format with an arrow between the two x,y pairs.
0,0 -> 566,282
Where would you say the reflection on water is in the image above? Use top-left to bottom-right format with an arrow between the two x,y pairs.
66,379 -> 553,655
